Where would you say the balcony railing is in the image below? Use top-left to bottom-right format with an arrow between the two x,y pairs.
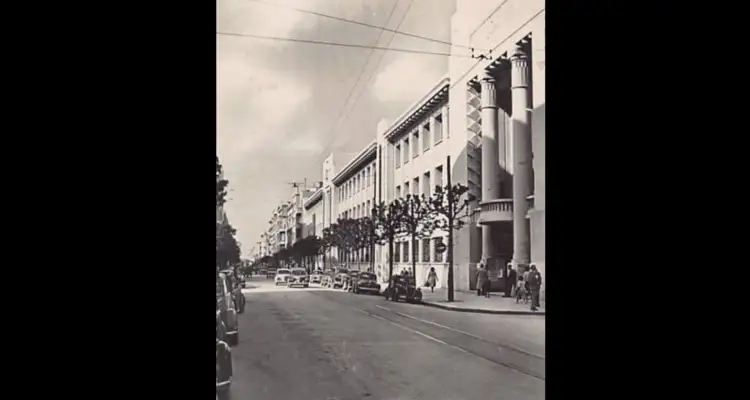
477,199 -> 513,224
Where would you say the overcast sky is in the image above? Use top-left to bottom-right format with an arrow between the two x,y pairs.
217,0 -> 455,255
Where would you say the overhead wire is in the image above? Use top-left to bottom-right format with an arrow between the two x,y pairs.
215,31 -> 470,58
248,0 -> 485,51
319,5 -> 547,156
314,0 -> 416,161
316,0 -> 402,164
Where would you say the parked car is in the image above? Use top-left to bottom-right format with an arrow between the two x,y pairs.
266,267 -> 277,279
237,273 -> 246,288
274,268 -> 291,285
344,270 -> 359,291
383,275 -> 423,303
216,336 -> 232,400
216,271 -> 240,346
353,271 -> 380,294
333,272 -> 347,289
310,270 -> 323,284
287,268 -> 309,288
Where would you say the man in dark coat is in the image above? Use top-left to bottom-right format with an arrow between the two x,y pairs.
504,263 -> 517,298
527,264 -> 543,311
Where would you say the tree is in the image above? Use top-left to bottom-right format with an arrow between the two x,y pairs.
216,157 -> 229,207
332,218 -> 358,269
321,226 -> 336,270
290,236 -> 321,272
398,194 -> 437,278
371,200 -> 406,285
353,216 -> 375,271
429,182 -> 474,302
216,222 -> 241,271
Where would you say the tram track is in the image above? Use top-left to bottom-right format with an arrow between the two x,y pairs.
311,291 -> 546,381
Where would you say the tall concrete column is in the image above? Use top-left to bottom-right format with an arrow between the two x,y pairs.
510,45 -> 533,270
480,71 -> 500,263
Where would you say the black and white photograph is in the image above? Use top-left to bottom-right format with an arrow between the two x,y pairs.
217,0 -> 545,398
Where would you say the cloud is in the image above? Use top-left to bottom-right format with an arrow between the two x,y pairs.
372,55 -> 444,103
216,40 -> 313,169
217,0 -> 319,38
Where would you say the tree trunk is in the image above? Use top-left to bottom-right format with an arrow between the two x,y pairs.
448,219 -> 454,301
411,234 -> 417,278
388,237 -> 394,288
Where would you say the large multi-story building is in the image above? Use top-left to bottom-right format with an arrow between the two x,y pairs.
330,141 -> 378,270
254,0 -> 545,298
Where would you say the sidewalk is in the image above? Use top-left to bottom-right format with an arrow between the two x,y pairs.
420,288 -> 545,315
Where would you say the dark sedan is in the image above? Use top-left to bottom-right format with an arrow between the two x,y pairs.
353,271 -> 380,294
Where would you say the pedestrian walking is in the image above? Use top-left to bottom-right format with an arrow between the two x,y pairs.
527,264 -> 543,311
476,262 -> 490,298
426,267 -> 439,292
504,263 -> 516,298
522,266 -> 531,296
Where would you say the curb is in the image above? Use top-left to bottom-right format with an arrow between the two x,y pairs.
420,300 -> 545,316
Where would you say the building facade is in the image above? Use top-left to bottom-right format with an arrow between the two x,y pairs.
330,141 -> 378,271
377,77 -> 452,288
253,0 -> 545,298
447,0 -> 545,297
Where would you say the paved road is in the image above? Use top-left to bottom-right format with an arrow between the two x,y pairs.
230,276 -> 545,400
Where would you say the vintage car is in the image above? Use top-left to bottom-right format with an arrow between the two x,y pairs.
345,270 -> 359,292
333,272 -> 347,289
353,271 -> 380,294
274,268 -> 292,285
310,270 -> 324,284
216,335 -> 232,399
287,268 -> 309,288
266,267 -> 277,279
383,275 -> 423,303
216,271 -> 241,346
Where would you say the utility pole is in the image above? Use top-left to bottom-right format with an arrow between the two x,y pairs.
446,155 -> 454,302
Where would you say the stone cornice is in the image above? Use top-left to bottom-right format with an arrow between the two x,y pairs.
303,188 -> 323,210
331,141 -> 377,186
383,76 -> 450,142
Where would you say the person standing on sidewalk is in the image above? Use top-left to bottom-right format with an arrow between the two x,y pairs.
528,264 -> 543,311
504,263 -> 517,298
426,267 -> 438,292
476,262 -> 490,298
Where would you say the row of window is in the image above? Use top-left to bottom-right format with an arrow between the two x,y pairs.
395,113 -> 444,169
340,199 -> 372,220
392,237 -> 446,263
395,165 -> 444,199
338,161 -> 377,203
332,237 -> 445,263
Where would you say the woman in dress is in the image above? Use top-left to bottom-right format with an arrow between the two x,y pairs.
426,267 -> 439,292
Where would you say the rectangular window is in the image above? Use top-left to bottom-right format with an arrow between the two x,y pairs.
412,239 -> 418,262
402,241 -> 409,262
394,241 -> 401,263
433,237 -> 444,262
413,130 -> 419,158
422,238 -> 430,262
435,165 -> 444,192
395,185 -> 401,198
404,182 -> 410,196
413,177 -> 420,196
403,138 -> 410,164
423,172 -> 431,197
434,114 -> 443,144
395,144 -> 401,168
